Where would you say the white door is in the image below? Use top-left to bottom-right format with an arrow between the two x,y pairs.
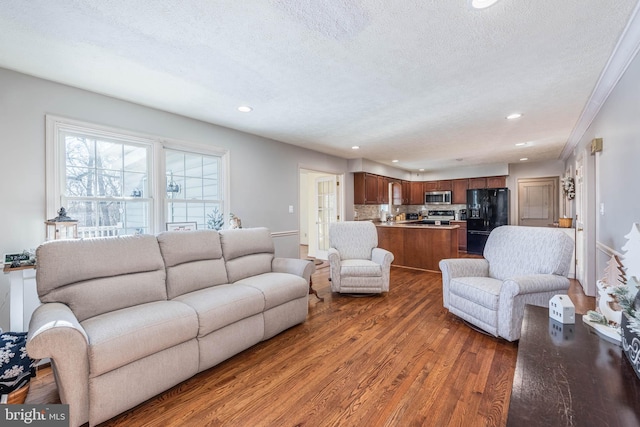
575,155 -> 587,291
517,177 -> 559,227
314,176 -> 338,260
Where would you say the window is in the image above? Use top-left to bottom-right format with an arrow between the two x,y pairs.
165,149 -> 223,230
61,129 -> 152,236
46,116 -> 228,237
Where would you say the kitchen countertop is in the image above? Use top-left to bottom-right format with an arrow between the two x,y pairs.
374,220 -> 460,230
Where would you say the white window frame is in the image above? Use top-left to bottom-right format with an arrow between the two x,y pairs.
45,115 -> 230,235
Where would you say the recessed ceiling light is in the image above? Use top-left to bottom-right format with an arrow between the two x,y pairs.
515,142 -> 527,146
520,157 -> 529,161
352,146 -> 360,150
392,159 -> 399,163
470,0 -> 499,9
419,168 -> 425,172
237,105 -> 253,113
506,113 -> 523,120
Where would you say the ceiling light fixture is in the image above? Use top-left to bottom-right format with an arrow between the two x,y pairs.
515,142 -> 527,146
506,113 -> 523,120
352,146 -> 360,150
520,157 -> 529,161
392,159 -> 399,163
470,0 -> 499,9
237,105 -> 253,113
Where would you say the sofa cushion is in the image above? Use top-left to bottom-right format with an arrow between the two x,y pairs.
157,230 -> 229,299
36,235 -> 167,321
173,284 -> 265,337
220,228 -> 275,283
449,277 -> 503,311
157,230 -> 223,267
81,301 -> 198,377
235,272 -> 308,310
340,259 -> 382,277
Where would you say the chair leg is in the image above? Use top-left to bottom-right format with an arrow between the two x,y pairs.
309,277 -> 324,302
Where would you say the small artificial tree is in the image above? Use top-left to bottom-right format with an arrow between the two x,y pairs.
206,208 -> 225,231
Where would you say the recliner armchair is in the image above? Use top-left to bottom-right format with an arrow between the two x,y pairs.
328,221 -> 394,294
439,225 -> 574,341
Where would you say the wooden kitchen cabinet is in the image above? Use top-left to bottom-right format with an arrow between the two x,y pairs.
423,180 -> 452,191
468,176 -> 507,189
450,220 -> 467,252
468,178 -> 487,189
409,181 -> 425,205
354,172 -> 393,204
376,225 -> 458,271
354,172 -> 380,204
402,181 -> 411,204
452,179 -> 468,204
376,226 -> 404,266
486,176 -> 507,188
379,176 -> 390,204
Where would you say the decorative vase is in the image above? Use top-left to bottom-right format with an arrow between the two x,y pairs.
622,312 -> 640,380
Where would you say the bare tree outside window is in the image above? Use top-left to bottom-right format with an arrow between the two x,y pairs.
63,133 -> 150,237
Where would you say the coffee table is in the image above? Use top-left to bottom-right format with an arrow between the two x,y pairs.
507,304 -> 640,426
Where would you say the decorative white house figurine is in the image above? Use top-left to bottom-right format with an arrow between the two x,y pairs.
549,295 -> 575,324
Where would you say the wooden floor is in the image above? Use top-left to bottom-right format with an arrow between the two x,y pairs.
26,263 -> 593,427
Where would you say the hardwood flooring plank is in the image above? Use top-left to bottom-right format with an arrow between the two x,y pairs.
25,266 -> 592,427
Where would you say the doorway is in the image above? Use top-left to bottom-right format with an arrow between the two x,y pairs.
299,168 -> 344,260
517,177 -> 559,227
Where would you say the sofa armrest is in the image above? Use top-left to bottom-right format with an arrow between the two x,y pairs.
439,258 -> 489,308
501,274 -> 570,297
371,247 -> 394,267
27,303 -> 90,427
328,248 -> 341,291
497,274 -> 570,341
272,257 -> 315,284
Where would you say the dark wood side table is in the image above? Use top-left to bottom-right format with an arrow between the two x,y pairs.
508,305 -> 640,426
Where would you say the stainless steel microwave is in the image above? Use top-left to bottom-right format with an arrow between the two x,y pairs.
425,190 -> 452,205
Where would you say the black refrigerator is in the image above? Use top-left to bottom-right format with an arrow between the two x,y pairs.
466,188 -> 509,255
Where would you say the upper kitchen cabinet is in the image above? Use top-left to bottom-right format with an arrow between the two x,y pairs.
486,176 -> 507,188
452,179 -> 468,204
468,177 -> 487,189
402,181 -> 411,205
354,172 -> 389,205
392,181 -> 404,205
423,180 -> 452,191
468,176 -> 507,189
409,181 -> 425,205
379,176 -> 390,204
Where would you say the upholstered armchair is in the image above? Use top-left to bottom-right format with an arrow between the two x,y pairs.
439,225 -> 574,341
328,221 -> 394,294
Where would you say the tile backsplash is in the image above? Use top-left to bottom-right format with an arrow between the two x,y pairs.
354,204 -> 466,220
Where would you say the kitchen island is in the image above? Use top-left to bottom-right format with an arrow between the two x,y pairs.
376,222 -> 459,272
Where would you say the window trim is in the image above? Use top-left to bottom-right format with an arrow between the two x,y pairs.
45,115 -> 230,235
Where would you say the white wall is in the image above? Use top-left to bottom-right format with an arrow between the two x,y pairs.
564,48 -> 640,288
0,68 -> 349,331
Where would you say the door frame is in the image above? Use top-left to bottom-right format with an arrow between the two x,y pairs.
298,166 -> 345,259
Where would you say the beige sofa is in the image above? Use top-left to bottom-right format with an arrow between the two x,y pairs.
26,228 -> 314,426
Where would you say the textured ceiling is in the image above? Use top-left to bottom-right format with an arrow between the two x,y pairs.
0,0 -> 638,172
